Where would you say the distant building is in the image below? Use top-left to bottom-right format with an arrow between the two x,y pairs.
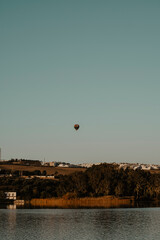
5,192 -> 17,200
44,162 -> 58,167
58,163 -> 69,167
48,162 -> 57,167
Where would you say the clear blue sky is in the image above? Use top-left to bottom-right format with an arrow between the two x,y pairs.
1,0 -> 160,164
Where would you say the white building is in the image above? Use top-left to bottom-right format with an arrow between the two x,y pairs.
5,192 -> 17,200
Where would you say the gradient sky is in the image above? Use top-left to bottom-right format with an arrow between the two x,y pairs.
1,0 -> 160,164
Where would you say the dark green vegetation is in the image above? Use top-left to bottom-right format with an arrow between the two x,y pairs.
0,164 -> 160,201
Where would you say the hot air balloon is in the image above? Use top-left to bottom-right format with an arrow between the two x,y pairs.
74,124 -> 79,131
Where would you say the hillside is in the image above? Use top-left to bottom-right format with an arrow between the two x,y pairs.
0,163 -> 160,201
0,163 -> 86,176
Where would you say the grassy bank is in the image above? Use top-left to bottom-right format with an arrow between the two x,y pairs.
29,196 -> 134,208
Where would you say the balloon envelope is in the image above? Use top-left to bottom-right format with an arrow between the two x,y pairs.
74,124 -> 79,130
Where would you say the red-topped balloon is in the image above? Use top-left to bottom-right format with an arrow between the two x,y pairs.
74,124 -> 80,131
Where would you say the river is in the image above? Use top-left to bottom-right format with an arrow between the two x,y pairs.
0,208 -> 160,240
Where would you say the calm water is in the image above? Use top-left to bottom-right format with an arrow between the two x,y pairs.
0,208 -> 160,240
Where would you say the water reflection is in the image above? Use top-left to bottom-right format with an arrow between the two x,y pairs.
0,208 -> 160,240
7,204 -> 17,209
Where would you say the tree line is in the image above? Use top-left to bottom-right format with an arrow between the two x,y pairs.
0,164 -> 160,201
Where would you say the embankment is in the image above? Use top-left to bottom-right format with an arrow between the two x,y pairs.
29,196 -> 134,208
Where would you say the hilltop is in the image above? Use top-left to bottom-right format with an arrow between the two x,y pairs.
0,159 -> 160,178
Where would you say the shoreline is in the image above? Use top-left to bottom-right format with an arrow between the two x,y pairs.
28,196 -> 135,208
1,196 -> 160,208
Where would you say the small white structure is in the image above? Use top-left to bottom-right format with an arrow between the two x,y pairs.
5,192 -> 17,200
49,162 -> 57,167
58,163 -> 69,167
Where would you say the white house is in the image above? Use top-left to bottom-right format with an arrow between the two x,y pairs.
5,192 -> 17,200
